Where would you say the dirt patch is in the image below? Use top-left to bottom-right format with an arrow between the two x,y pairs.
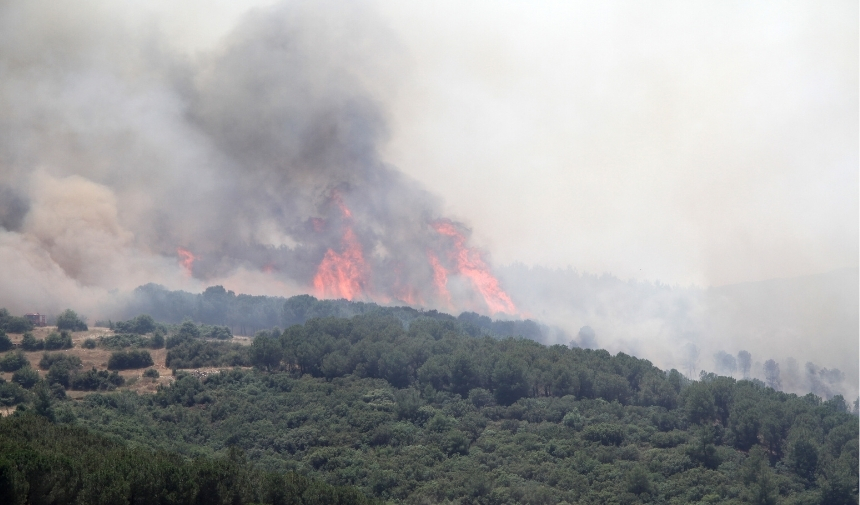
1,328 -> 254,401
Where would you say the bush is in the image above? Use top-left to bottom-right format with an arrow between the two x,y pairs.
56,309 -> 88,332
0,352 -> 28,372
20,332 -> 44,351
0,331 -> 12,352
142,368 -> 160,378
582,423 -> 625,446
0,378 -> 27,406
82,338 -> 97,349
70,367 -> 125,390
203,325 -> 233,340
44,331 -> 73,350
107,350 -> 154,370
149,332 -> 165,349
0,308 -> 34,333
113,314 -> 157,335
166,320 -> 201,349
39,353 -> 82,371
165,340 -> 250,369
12,366 -> 40,389
99,333 -> 149,350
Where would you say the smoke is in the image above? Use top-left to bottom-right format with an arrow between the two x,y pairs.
0,0 -> 520,318
498,264 -> 858,399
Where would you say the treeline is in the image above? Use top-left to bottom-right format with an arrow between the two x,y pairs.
0,413 -> 378,505
122,284 -> 546,339
58,312 -> 857,504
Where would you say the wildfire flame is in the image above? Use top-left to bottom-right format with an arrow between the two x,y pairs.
177,247 -> 195,277
427,250 -> 452,307
312,193 -> 368,300
431,221 -> 518,315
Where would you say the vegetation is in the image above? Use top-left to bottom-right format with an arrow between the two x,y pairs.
0,351 -> 28,372
165,340 -> 249,369
43,330 -> 73,350
99,332 -> 164,350
0,331 -> 12,352
0,414 -> 379,505
60,312 -> 860,504
69,368 -> 125,391
11,366 -> 39,389
107,349 -> 155,370
20,332 -> 43,351
55,309 -> 88,332
124,285 -> 543,339
0,304 -> 855,504
0,308 -> 33,333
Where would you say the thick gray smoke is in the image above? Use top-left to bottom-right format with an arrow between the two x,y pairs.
0,0 -> 501,315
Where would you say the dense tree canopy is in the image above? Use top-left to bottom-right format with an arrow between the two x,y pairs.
0,305 -> 856,504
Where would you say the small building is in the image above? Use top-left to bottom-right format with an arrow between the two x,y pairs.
25,313 -> 47,327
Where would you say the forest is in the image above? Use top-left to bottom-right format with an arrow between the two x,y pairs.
0,300 -> 857,504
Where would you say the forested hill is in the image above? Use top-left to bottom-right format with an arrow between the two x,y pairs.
120,283 -> 545,340
2,308 -> 854,504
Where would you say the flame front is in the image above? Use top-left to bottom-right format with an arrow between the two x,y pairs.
432,221 -> 518,315
427,250 -> 452,307
312,194 -> 368,300
177,247 -> 195,277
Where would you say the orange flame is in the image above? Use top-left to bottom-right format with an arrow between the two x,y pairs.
312,194 -> 368,300
427,250 -> 452,307
431,221 -> 518,315
177,247 -> 195,277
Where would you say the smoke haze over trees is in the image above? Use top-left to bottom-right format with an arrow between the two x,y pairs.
0,1 -> 855,400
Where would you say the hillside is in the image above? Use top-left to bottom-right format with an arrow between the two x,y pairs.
0,305 -> 857,504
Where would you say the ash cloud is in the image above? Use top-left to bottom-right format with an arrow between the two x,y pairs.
0,0 -> 508,316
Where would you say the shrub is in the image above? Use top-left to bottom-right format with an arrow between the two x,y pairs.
99,333 -> 149,350
107,349 -> 154,370
44,331 -> 73,350
203,325 -> 232,340
113,314 -> 157,335
39,353 -> 82,371
12,366 -> 40,389
0,331 -> 12,352
149,332 -> 165,349
82,338 -> 97,349
56,309 -> 88,332
165,340 -> 250,369
0,352 -> 29,372
166,320 -> 201,349
582,423 -> 625,446
0,308 -> 34,333
70,367 -> 125,390
20,332 -> 44,351
142,368 -> 160,379
0,378 -> 27,406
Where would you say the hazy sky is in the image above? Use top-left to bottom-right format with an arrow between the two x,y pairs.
8,0 -> 857,291
146,0 -> 857,287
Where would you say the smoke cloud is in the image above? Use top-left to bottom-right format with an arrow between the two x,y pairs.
0,0 -> 854,400
0,0 -> 516,317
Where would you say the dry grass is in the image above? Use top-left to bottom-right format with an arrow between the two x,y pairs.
0,327 -> 250,404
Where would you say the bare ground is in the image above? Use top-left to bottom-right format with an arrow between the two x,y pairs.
1,327 -> 250,410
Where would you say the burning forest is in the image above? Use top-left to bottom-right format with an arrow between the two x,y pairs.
0,0 -> 518,318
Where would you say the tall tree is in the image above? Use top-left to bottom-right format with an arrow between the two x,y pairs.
737,350 -> 752,379
763,359 -> 781,390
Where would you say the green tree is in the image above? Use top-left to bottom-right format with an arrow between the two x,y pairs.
250,333 -> 283,371
492,355 -> 530,406
56,309 -> 88,331
742,446 -> 778,505
12,367 -> 39,389
20,332 -> 44,351
0,331 -> 12,352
